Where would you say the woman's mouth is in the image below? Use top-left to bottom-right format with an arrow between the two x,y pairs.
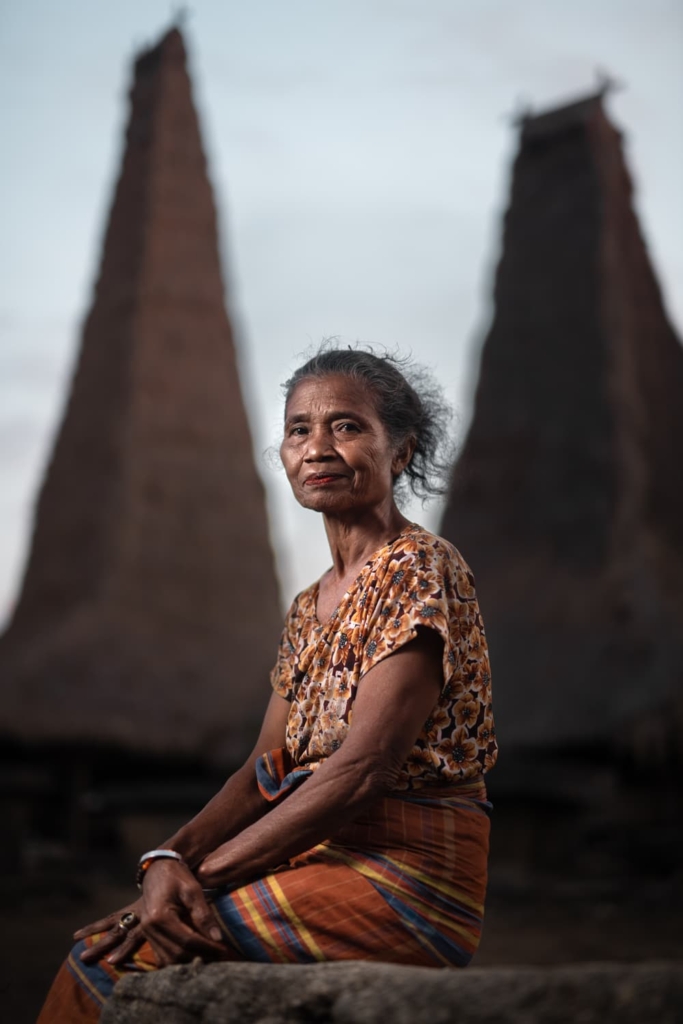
304,473 -> 345,487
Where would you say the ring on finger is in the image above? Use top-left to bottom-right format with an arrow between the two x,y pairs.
117,911 -> 139,934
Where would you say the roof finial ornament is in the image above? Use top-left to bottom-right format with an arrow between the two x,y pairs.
171,4 -> 190,28
506,94 -> 533,127
595,67 -> 625,98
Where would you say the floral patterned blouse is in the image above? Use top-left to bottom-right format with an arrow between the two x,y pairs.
270,523 -> 497,790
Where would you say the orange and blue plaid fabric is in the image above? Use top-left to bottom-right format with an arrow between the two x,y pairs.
38,765 -> 490,1022
216,767 -> 491,967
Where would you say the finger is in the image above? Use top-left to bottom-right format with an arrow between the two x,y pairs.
142,927 -> 178,968
74,915 -> 118,940
106,927 -> 145,966
150,934 -> 224,965
174,930 -> 227,961
149,943 -> 172,968
184,889 -> 224,943
145,915 -> 225,965
79,928 -> 124,963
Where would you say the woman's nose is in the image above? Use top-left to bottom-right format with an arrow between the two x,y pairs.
304,426 -> 335,460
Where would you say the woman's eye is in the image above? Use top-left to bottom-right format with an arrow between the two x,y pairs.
336,421 -> 359,433
289,425 -> 308,437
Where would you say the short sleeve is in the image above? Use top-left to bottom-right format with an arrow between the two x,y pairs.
269,596 -> 302,702
360,539 -> 476,693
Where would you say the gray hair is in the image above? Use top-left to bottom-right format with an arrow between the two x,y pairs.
283,344 -> 454,502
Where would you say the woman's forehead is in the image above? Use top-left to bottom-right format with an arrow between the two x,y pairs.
285,374 -> 376,415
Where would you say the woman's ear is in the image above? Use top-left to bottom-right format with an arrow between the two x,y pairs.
392,436 -> 416,478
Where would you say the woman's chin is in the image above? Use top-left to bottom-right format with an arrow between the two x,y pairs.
296,489 -> 356,515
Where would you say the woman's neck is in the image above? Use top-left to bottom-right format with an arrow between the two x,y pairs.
322,503 -> 411,580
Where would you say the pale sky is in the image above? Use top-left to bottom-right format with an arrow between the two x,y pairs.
1,0 -> 681,624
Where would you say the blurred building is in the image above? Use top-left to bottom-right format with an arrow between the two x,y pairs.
0,26 -> 282,802
442,91 -> 683,875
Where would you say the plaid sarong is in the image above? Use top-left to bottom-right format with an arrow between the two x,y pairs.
38,760 -> 490,1022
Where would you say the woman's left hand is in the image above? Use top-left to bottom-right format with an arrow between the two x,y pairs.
75,898 -> 146,966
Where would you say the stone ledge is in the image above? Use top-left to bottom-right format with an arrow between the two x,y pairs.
101,959 -> 683,1024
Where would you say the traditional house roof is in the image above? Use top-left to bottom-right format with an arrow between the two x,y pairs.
441,92 -> 683,762
0,28 -> 283,765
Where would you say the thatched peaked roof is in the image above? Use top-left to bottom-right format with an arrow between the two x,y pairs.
0,28 -> 282,765
442,92 -> 683,759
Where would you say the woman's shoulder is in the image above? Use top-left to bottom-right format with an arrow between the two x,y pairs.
388,523 -> 474,579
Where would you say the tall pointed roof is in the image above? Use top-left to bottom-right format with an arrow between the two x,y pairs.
0,28 -> 283,764
441,92 -> 683,760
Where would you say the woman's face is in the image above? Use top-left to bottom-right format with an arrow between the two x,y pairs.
281,374 -> 405,516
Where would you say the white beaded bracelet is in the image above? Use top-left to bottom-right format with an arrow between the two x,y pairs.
136,848 -> 184,889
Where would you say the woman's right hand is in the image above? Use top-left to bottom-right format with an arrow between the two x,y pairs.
73,859 -> 226,967
74,897 -> 146,966
135,858 -> 226,966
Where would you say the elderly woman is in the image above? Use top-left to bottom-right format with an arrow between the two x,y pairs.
38,348 -> 497,1022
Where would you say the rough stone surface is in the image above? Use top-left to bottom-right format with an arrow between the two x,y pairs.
0,28 -> 282,765
101,960 -> 683,1024
441,92 -> 683,767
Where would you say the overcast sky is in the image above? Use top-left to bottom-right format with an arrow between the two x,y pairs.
1,0 -> 681,624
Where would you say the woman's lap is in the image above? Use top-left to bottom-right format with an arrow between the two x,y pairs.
212,856 -> 439,965
37,858 -> 438,1022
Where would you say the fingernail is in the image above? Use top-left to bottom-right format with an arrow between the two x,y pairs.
210,927 -> 222,941
106,955 -> 115,963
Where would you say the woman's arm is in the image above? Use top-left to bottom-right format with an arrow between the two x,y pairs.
77,691 -> 290,966
161,691 -> 291,866
197,627 -> 443,889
